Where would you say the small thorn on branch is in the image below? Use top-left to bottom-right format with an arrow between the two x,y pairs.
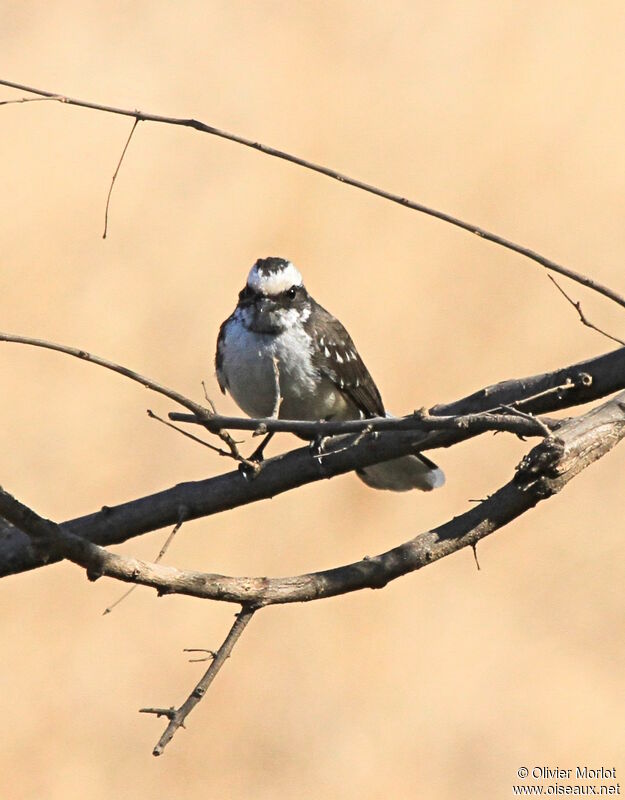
139,705 -> 178,721
471,543 -> 481,571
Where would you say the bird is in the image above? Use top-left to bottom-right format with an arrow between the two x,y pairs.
215,257 -> 444,492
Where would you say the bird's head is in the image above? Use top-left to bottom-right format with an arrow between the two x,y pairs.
238,257 -> 310,333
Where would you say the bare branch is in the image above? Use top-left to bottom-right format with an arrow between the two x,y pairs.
1,77 -> 624,310
2,391 -> 622,609
2,345 -> 625,580
140,606 -> 256,756
60,391 -> 625,606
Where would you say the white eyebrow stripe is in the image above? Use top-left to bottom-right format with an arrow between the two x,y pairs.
246,261 -> 303,295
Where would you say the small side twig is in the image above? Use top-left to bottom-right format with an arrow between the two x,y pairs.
201,382 -> 258,468
496,405 -> 553,437
183,648 -> 217,663
549,275 -> 625,347
103,508 -> 188,615
147,409 -> 233,458
140,605 -> 257,756
270,355 -> 283,420
102,117 -> 139,239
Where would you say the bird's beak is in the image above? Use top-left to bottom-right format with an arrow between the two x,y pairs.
254,295 -> 276,313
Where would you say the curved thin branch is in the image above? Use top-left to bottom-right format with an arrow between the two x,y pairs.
0,330 -> 247,465
0,330 -> 205,415
1,77 -> 624,309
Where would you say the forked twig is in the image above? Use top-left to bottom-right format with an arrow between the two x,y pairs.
140,605 -> 256,755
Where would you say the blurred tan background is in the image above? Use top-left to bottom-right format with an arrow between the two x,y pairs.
1,2 -> 624,798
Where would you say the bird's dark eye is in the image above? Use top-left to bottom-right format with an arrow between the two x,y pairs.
286,286 -> 297,300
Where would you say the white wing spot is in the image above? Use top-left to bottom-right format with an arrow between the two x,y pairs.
335,353 -> 343,363
324,346 -> 330,357
319,337 -> 324,347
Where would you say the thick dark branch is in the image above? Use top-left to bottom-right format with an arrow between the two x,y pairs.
1,346 -> 625,579
1,77 -> 624,309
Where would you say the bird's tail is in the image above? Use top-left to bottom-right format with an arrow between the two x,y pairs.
357,452 -> 445,492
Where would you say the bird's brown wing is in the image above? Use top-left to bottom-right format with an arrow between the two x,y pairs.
308,305 -> 385,418
215,313 -> 235,394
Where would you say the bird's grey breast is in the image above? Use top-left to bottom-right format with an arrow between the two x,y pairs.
219,310 -> 318,418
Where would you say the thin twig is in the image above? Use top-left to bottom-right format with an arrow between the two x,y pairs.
140,606 -> 256,756
497,405 -> 553,437
103,510 -> 187,614
270,355 -> 283,420
1,77 -> 624,310
103,117 -> 139,239
0,94 -> 63,106
549,275 -> 625,347
147,409 -> 232,457
200,382 -> 255,464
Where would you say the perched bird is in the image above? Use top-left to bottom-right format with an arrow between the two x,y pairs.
215,257 -> 444,492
